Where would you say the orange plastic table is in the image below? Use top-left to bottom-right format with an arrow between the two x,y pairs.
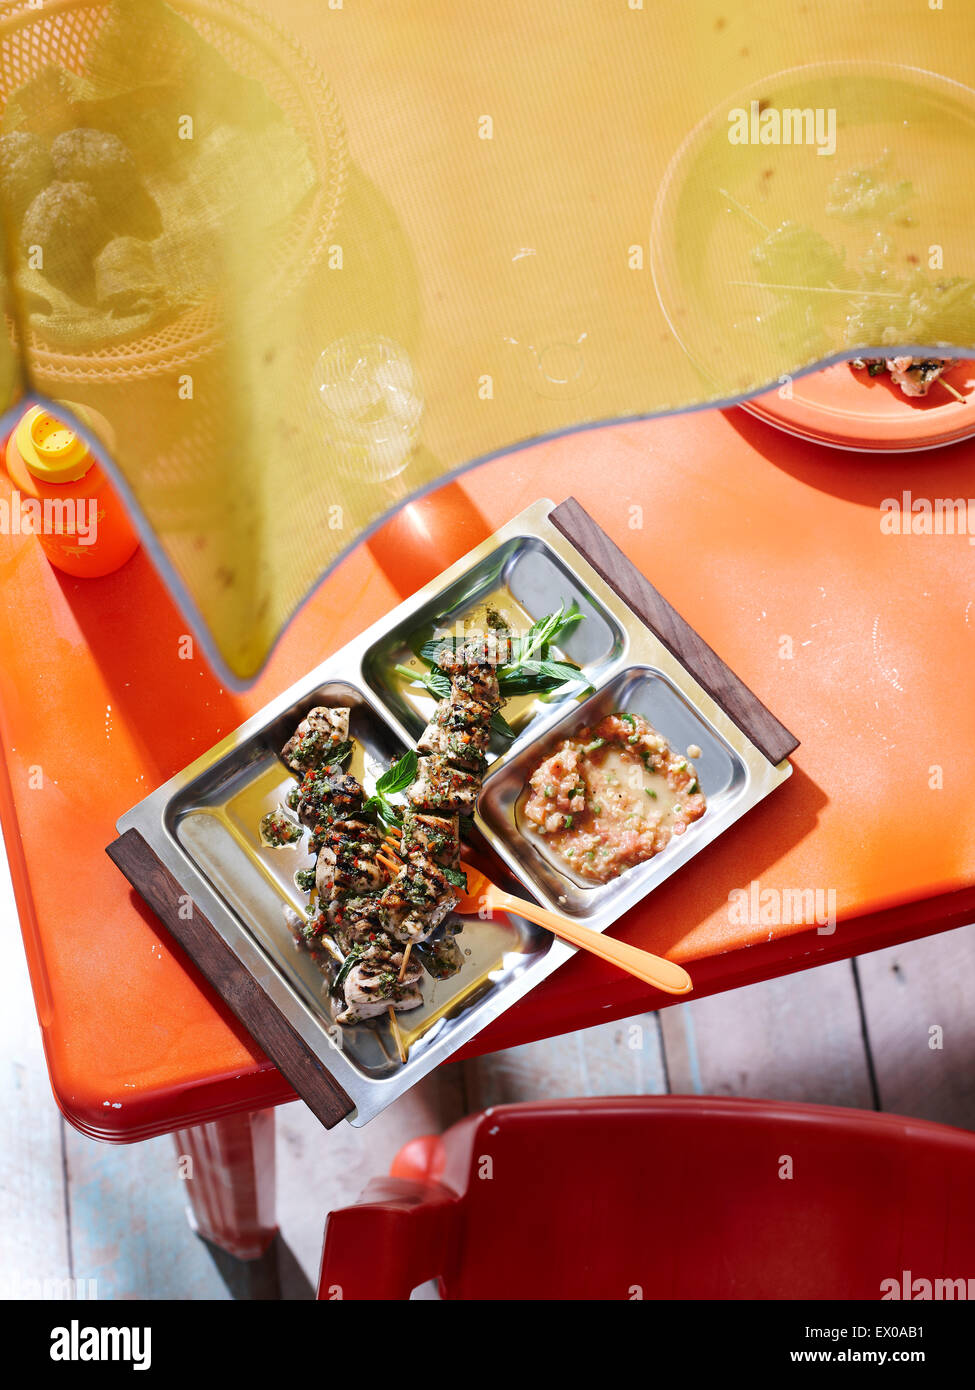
3,408 -> 974,1258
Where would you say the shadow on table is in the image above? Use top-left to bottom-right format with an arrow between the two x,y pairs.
617,761 -> 830,960
723,407 -> 975,507
365,474 -> 494,600
201,1231 -> 315,1301
477,762 -> 831,1046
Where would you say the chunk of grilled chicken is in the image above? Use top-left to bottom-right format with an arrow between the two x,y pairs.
296,769 -> 364,829
446,662 -> 500,708
417,701 -> 490,769
335,986 -> 423,1024
463,634 -> 509,668
401,810 -> 461,867
315,815 -> 388,897
438,635 -> 508,670
334,943 -> 424,1023
326,892 -> 383,929
329,919 -> 369,955
281,706 -> 350,773
885,356 -> 950,398
407,753 -> 481,814
316,845 -> 387,898
327,896 -> 385,954
447,686 -> 496,732
319,817 -> 383,854
379,861 -> 459,943
437,639 -> 502,705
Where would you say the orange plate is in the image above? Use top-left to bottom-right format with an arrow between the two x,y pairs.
741,359 -> 975,452
3,413 -> 975,1140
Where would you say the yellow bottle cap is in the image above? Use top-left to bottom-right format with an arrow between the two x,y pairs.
15,405 -> 94,485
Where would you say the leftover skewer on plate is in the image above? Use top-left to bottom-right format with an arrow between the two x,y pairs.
850,356 -> 964,401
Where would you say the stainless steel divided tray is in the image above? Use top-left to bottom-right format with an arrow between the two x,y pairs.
108,497 -> 798,1127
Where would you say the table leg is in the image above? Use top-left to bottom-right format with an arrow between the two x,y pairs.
173,1108 -> 277,1261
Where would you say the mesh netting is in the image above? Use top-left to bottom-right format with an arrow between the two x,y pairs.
1,0 -> 974,682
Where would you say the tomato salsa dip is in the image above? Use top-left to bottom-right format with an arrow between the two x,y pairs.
522,711 -> 706,884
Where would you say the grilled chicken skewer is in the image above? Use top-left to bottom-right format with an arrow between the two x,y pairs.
336,938 -> 425,1024
374,635 -> 507,966
852,355 -> 959,399
278,708 -> 425,1025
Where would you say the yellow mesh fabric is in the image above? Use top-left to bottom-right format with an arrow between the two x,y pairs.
1,0 -> 974,682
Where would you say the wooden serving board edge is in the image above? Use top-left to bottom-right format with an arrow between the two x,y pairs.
549,497 -> 800,766
106,828 -> 354,1130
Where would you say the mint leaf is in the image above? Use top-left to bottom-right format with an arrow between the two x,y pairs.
491,708 -> 515,739
361,749 -> 417,830
394,662 -> 452,699
360,794 -> 404,830
528,658 -> 590,685
375,749 -> 418,797
419,637 -> 457,665
332,944 -> 364,992
512,600 -> 584,665
495,670 -> 574,696
323,740 -> 353,767
499,659 -> 592,698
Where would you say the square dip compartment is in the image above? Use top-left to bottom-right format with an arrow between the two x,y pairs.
479,665 -> 748,921
362,535 -> 625,754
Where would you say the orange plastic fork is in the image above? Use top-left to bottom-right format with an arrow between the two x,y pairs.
379,832 -> 693,995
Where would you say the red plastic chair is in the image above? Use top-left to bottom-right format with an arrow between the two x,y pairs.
318,1096 -> 975,1300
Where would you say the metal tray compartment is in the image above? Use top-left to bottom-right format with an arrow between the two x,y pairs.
168,681 -> 403,1079
363,535 -> 625,755
480,665 -> 747,926
164,679 -> 553,1083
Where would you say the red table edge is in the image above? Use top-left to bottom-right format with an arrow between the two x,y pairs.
454,883 -> 975,1060
22,878 -> 975,1143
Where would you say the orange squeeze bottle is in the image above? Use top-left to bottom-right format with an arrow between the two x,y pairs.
3,402 -> 139,578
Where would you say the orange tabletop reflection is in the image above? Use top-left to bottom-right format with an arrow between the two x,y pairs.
2,409 -> 974,1140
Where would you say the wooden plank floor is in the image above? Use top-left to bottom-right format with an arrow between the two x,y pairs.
2,829 -> 973,1298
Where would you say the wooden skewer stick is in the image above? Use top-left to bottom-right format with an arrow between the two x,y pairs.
938,377 -> 968,404
718,187 -> 771,235
718,194 -> 898,308
387,1005 -> 407,1064
397,940 -> 413,982
727,280 -> 907,299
